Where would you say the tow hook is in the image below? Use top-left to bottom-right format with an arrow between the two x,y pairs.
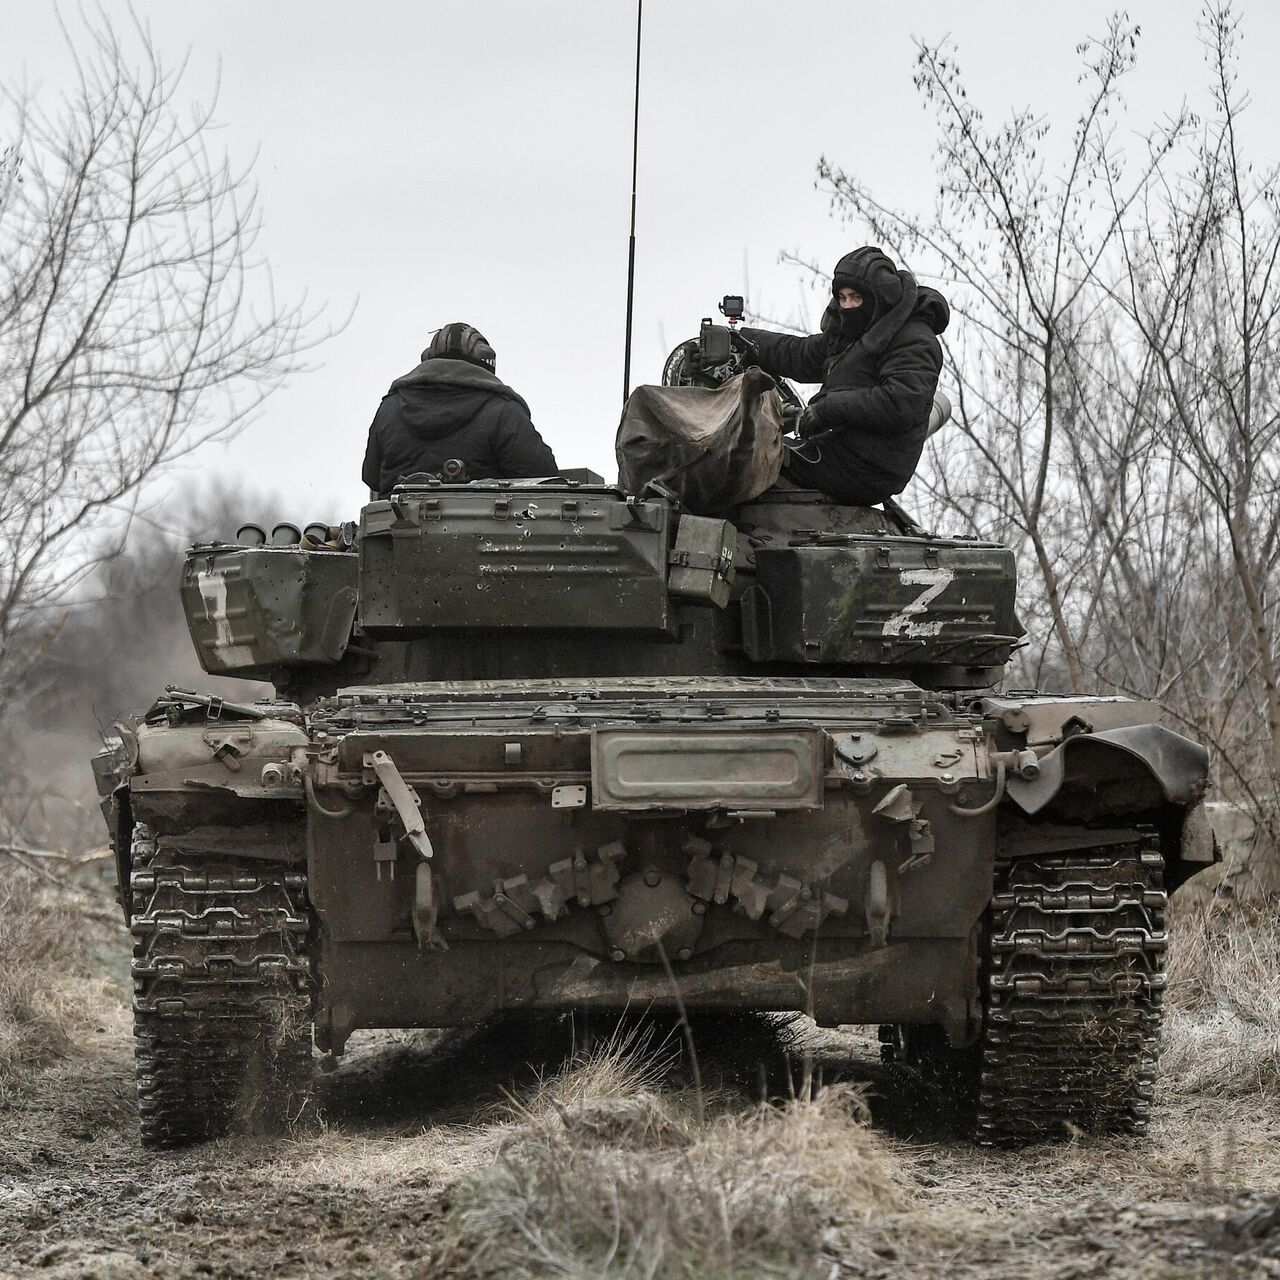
865,859 -> 891,947
413,861 -> 446,952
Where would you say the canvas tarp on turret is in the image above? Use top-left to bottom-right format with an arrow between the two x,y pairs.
616,368 -> 784,513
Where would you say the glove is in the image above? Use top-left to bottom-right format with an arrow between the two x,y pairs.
796,404 -> 822,439
729,329 -> 760,366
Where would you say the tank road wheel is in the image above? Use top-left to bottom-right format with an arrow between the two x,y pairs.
129,837 -> 315,1148
882,837 -> 1166,1145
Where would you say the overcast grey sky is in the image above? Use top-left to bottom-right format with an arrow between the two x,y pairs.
12,0 -> 1280,525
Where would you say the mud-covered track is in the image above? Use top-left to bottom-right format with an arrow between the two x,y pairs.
130,855 -> 314,1148
977,840 -> 1166,1143
881,839 -> 1167,1145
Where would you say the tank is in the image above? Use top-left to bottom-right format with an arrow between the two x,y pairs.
94,350 -> 1215,1150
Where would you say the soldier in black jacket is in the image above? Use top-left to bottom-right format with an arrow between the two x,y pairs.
362,323 -> 557,496
737,247 -> 949,506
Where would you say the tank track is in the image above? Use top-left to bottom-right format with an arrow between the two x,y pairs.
130,836 -> 315,1148
882,838 -> 1166,1145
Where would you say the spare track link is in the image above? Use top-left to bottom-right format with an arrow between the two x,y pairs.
879,837 -> 1166,1145
977,838 -> 1166,1144
130,850 -> 314,1148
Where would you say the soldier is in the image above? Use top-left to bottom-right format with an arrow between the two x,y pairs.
735,247 -> 950,506
362,323 -> 558,496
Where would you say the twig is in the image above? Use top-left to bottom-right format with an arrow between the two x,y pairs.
0,847 -> 118,922
1,845 -> 76,888
0,842 -> 65,860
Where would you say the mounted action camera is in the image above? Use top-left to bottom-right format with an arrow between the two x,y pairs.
718,295 -> 745,324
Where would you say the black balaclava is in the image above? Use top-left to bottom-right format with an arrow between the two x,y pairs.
831,276 -> 877,342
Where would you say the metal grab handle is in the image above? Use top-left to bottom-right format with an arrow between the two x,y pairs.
370,750 -> 434,861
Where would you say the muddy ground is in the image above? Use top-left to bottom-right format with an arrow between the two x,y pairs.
1,915 -> 1278,1280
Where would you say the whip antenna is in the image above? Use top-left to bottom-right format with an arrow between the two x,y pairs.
622,0 -> 643,404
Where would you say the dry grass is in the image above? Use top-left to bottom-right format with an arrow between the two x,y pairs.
1,873 -> 1276,1278
270,1121 -> 500,1193
0,865 -> 117,1105
1163,901 -> 1280,1103
411,907 -> 1280,1279
426,1024 -> 909,1280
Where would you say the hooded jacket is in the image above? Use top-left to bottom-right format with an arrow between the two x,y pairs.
740,247 -> 949,505
362,357 -> 558,495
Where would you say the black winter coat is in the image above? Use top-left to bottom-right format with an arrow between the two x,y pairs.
740,250 -> 949,505
362,358 -> 558,495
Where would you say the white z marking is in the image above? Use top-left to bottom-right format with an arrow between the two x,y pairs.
882,567 -> 954,638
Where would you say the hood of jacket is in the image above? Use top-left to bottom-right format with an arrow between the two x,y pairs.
389,357 -> 530,409
384,357 -> 531,441
822,247 -> 950,356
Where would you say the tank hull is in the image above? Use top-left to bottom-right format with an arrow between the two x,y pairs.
102,482 -> 1214,1146
298,676 -> 994,1049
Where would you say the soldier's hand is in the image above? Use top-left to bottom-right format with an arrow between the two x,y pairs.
796,404 -> 822,439
729,330 -> 759,365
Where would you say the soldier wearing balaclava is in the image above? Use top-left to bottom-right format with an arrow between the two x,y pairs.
736,247 -> 950,506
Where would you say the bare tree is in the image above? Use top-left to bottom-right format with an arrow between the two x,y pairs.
0,11 -> 325,714
1100,5 -> 1280,890
0,477 -> 288,858
805,16 -> 1189,692
799,3 -> 1279,893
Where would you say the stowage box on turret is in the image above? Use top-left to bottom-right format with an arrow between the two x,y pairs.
96,426 -> 1213,1151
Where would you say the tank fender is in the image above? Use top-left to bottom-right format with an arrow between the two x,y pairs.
1006,724 -> 1209,816
135,717 -> 308,774
110,784 -> 135,924
1176,800 -> 1218,867
128,718 -> 310,837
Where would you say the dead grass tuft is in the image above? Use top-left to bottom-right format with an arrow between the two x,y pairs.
0,866 -> 115,1104
1162,902 -> 1280,1101
430,1026 -> 909,1280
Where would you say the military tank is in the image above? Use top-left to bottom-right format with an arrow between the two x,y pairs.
93,317 -> 1214,1149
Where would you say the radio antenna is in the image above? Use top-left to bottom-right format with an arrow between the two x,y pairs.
622,0 -> 643,404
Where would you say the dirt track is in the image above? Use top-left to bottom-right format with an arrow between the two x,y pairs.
1,923 -> 1279,1280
